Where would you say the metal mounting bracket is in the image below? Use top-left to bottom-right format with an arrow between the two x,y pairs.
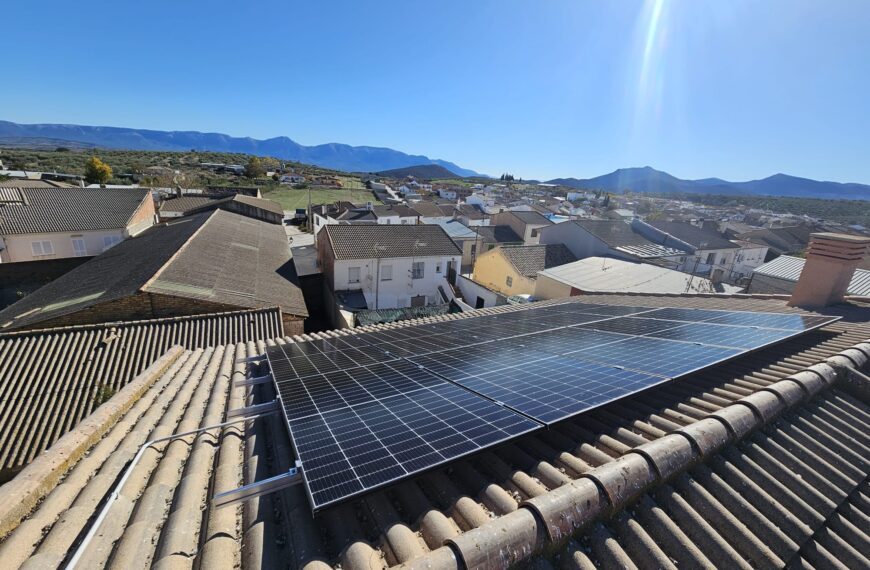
212,467 -> 304,509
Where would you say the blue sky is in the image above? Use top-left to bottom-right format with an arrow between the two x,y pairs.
3,1 -> 869,183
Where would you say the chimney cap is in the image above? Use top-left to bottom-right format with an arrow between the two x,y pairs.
809,232 -> 870,244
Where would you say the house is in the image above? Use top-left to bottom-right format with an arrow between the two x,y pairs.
0,187 -> 156,263
1,290 -> 867,570
535,256 -> 742,298
204,185 -> 262,198
410,201 -> 452,224
748,254 -> 870,296
635,220 -> 742,281
280,174 -> 305,184
370,204 -> 420,225
491,210 -> 554,244
0,210 -> 308,333
539,220 -> 688,264
433,219 -> 480,272
473,244 -> 576,297
454,203 -> 489,226
475,224 -> 524,253
736,225 -> 812,261
729,239 -> 770,281
317,224 -> 461,315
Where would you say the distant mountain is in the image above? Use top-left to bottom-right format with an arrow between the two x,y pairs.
547,166 -> 870,200
0,120 -> 483,177
376,164 -> 459,180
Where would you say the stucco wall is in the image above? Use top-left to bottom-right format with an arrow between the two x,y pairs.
1,229 -> 127,263
472,249 -> 536,296
533,273 -> 573,300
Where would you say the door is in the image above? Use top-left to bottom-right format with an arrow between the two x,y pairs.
475,296 -> 485,309
447,260 -> 457,285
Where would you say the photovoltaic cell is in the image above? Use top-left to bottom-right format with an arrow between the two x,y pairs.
269,354 -> 539,509
268,300 -> 839,510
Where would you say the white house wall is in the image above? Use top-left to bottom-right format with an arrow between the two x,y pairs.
332,254 -> 461,309
0,229 -> 126,262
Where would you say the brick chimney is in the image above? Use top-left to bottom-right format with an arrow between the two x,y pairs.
788,232 -> 870,307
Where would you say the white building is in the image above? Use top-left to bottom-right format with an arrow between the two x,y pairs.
438,188 -> 458,200
0,187 -> 156,263
318,224 -> 462,310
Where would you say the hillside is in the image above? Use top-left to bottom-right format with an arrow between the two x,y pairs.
376,164 -> 460,179
548,166 -> 870,200
0,120 -> 482,177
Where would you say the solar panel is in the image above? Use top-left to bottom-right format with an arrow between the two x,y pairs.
267,300 -> 839,510
269,353 -> 539,509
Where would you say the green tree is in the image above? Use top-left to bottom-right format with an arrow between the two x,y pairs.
84,156 -> 113,184
244,156 -> 266,178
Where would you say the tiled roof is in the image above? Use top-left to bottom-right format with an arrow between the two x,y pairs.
158,196 -> 219,215
498,244 -> 577,277
573,220 -> 667,248
0,308 -> 283,477
753,254 -> 870,296
508,210 -> 553,226
0,187 -> 151,235
0,294 -> 867,569
476,224 -> 523,244
409,201 -> 447,218
0,210 -> 307,330
372,204 -> 419,218
738,226 -> 812,255
650,221 -> 739,249
0,179 -> 76,189
323,224 -> 461,259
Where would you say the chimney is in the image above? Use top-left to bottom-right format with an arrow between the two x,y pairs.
788,232 -> 870,307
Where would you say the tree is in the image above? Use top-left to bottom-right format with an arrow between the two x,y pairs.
244,156 -> 266,178
84,156 -> 112,184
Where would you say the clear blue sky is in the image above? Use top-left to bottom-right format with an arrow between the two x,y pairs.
3,1 -> 869,183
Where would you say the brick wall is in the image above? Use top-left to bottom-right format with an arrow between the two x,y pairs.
126,195 -> 157,236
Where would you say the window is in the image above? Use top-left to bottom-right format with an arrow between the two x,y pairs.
506,275 -> 513,287
348,266 -> 361,284
470,244 -> 477,255
381,264 -> 393,281
71,238 -> 87,257
530,228 -> 539,238
436,262 -> 442,274
411,261 -> 424,279
31,240 -> 54,256
102,235 -> 122,251
705,252 -> 716,265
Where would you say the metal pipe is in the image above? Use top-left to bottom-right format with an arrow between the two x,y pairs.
65,408 -> 278,569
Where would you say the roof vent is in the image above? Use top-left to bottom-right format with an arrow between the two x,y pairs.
788,232 -> 870,307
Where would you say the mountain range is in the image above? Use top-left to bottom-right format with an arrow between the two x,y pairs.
0,120 -> 482,177
547,166 -> 870,201
1,121 -> 868,200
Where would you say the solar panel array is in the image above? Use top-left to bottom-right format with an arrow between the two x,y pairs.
266,300 -> 838,510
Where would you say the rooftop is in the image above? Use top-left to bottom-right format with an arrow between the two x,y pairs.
0,187 -> 151,235
322,224 -> 462,260
568,220 -> 689,258
753,254 -> 870,296
538,256 -> 743,294
476,224 -> 523,244
497,244 -> 577,277
0,294 -> 867,569
0,308 -> 284,478
649,221 -> 740,250
158,196 -> 219,215
0,210 -> 307,330
506,210 -> 553,226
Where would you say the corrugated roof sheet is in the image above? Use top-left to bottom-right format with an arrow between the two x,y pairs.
508,210 -> 553,226
498,244 -> 577,277
324,224 -> 461,260
0,308 -> 283,476
572,220 -> 687,259
538,256 -> 741,294
476,224 -> 523,244
0,294 -> 867,569
158,196 -> 220,215
0,187 -> 151,235
753,254 -> 870,295
0,211 -> 306,330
